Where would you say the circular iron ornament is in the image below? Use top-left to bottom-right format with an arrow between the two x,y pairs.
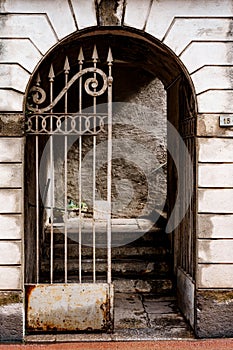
39,102 -> 194,248
29,86 -> 46,106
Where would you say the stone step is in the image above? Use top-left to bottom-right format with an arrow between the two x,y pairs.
40,258 -> 171,277
44,222 -> 169,247
113,278 -> 174,294
44,244 -> 169,260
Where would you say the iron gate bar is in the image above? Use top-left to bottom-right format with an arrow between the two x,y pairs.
26,46 -> 113,286
78,48 -> 83,283
107,47 -> 113,284
49,64 -> 55,284
92,45 -> 98,283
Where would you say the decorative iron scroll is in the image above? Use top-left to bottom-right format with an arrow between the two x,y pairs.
26,45 -> 113,115
26,113 -> 108,135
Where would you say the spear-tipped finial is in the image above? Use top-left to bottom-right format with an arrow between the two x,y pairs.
48,64 -> 55,81
92,45 -> 99,62
78,47 -> 84,64
107,47 -> 113,65
64,56 -> 70,74
36,72 -> 41,86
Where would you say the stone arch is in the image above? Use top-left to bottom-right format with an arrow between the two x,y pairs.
24,27 -> 197,331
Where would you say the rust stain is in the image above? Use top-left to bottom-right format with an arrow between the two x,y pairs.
26,283 -> 114,333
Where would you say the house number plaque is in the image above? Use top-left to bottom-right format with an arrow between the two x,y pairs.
219,116 -> 233,127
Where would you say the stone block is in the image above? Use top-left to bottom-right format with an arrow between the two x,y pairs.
198,240 -> 233,263
0,38 -> 42,73
0,164 -> 22,187
0,14 -> 57,55
0,64 -> 30,93
0,215 -> 22,240
192,66 -> 233,95
146,0 -> 233,41
198,163 -> 233,187
0,189 -> 22,213
124,0 -> 151,29
0,242 -> 21,265
180,42 -> 233,74
198,214 -> 233,239
198,138 -> 233,162
0,266 -> 21,289
197,114 -> 233,137
0,89 -> 24,112
197,264 -> 233,288
196,290 -> 233,338
198,189 -> 233,213
198,90 -> 233,114
0,0 -> 76,40
72,0 -> 97,29
0,291 -> 23,342
0,138 -> 23,162
165,18 -> 233,55
0,114 -> 24,136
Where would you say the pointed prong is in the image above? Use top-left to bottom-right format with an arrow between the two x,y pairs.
78,47 -> 84,64
36,72 -> 41,86
48,64 -> 55,82
64,56 -> 70,74
92,45 -> 99,62
107,47 -> 113,65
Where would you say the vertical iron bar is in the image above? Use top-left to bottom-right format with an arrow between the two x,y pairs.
35,75 -> 40,284
64,57 -> 69,283
78,48 -> 84,283
107,48 -> 113,284
36,116 -> 39,284
49,64 -> 54,284
92,48 -> 97,283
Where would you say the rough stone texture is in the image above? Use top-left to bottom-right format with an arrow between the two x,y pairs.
97,0 -> 124,26
196,290 -> 233,338
0,114 -> 24,136
0,291 -> 23,342
53,78 -> 167,219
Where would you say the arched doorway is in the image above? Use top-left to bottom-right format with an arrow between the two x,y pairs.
24,28 -> 197,336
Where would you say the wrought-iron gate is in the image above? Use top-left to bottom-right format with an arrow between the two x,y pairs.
25,46 -> 114,332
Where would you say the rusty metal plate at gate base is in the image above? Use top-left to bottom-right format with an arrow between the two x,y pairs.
26,283 -> 114,332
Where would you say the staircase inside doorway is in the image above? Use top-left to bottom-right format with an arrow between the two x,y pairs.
39,216 -> 194,340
